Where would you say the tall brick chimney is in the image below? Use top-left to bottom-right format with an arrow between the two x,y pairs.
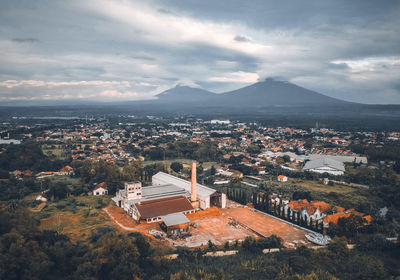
191,161 -> 197,202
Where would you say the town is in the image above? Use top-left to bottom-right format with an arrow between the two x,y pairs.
1,114 -> 399,279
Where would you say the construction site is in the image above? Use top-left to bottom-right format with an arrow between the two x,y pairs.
106,161 -> 312,248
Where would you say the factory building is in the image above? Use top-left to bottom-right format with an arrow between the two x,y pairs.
112,161 -> 226,223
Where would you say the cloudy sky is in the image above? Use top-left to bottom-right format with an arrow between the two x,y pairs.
0,0 -> 399,104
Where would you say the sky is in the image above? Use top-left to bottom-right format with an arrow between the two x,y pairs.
0,0 -> 399,104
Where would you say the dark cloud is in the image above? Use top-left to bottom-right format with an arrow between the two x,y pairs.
234,35 -> 251,42
0,0 -> 399,103
12,37 -> 39,43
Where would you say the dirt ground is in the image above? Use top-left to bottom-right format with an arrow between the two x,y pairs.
222,205 -> 311,247
172,215 -> 256,247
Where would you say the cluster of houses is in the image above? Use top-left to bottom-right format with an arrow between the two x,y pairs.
12,165 -> 74,179
269,196 -> 372,227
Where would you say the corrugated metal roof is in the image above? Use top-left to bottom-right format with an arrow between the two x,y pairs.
303,158 -> 345,172
142,184 -> 187,200
152,172 -> 216,198
308,154 -> 367,164
161,212 -> 190,227
135,195 -> 194,219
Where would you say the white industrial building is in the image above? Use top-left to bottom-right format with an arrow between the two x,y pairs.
112,161 -> 226,223
302,158 -> 345,176
152,171 -> 226,210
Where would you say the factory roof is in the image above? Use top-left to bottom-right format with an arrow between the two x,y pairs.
135,195 -> 194,219
152,172 -> 216,198
303,158 -> 345,172
142,184 -> 188,200
161,212 -> 190,227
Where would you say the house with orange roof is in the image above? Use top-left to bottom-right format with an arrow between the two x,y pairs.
310,201 -> 331,213
323,210 -> 373,227
59,165 -> 74,175
277,175 -> 288,182
323,212 -> 350,225
287,199 -> 327,222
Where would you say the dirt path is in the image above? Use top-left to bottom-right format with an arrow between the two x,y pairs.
103,207 -> 138,231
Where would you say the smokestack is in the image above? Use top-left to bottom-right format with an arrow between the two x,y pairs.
191,161 -> 197,202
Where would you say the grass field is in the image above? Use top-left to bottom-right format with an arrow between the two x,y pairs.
41,144 -> 67,160
38,175 -> 82,186
242,176 -> 370,209
37,195 -> 115,242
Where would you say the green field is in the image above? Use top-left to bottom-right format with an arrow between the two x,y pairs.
41,144 -> 67,160
242,176 -> 370,209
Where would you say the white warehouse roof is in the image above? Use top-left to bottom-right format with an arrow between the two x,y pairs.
161,212 -> 190,227
303,158 -> 345,172
152,172 -> 216,199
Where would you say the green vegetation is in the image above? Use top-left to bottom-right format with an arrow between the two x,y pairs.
0,141 -> 67,172
1,204 -> 399,280
37,196 -> 113,242
143,140 -> 221,162
41,144 -> 68,160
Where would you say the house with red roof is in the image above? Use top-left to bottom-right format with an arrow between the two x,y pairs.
93,182 -> 108,196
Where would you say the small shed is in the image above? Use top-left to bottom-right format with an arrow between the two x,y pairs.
160,213 -> 190,238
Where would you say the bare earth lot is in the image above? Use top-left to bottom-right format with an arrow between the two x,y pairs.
222,206 -> 310,247
172,215 -> 256,247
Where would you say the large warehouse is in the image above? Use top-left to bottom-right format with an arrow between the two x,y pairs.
112,161 -> 226,223
152,171 -> 226,210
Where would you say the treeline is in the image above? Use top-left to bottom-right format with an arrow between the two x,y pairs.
153,236 -> 399,280
143,140 -> 221,162
0,141 -> 68,172
74,159 -> 166,193
350,141 -> 400,162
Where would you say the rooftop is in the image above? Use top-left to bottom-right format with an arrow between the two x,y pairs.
303,157 -> 345,172
152,172 -> 216,198
135,195 -> 194,219
161,212 -> 190,227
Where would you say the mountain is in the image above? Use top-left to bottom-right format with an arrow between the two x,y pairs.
154,78 -> 352,107
218,78 -> 350,106
155,85 -> 216,104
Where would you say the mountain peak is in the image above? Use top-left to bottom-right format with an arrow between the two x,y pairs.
154,78 -> 351,107
155,85 -> 215,103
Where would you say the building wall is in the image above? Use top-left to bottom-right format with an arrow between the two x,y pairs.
125,182 -> 142,200
93,187 -> 108,195
308,168 -> 344,176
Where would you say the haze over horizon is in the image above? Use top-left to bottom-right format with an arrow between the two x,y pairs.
0,0 -> 399,104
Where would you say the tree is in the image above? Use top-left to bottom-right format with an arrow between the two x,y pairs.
76,232 -> 144,280
327,236 -> 349,257
48,182 -> 69,201
282,155 -> 291,163
210,165 -> 216,176
170,162 -> 183,173
393,160 -> 400,174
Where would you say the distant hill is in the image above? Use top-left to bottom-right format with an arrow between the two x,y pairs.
217,78 -> 350,106
155,85 -> 216,105
154,78 -> 352,107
